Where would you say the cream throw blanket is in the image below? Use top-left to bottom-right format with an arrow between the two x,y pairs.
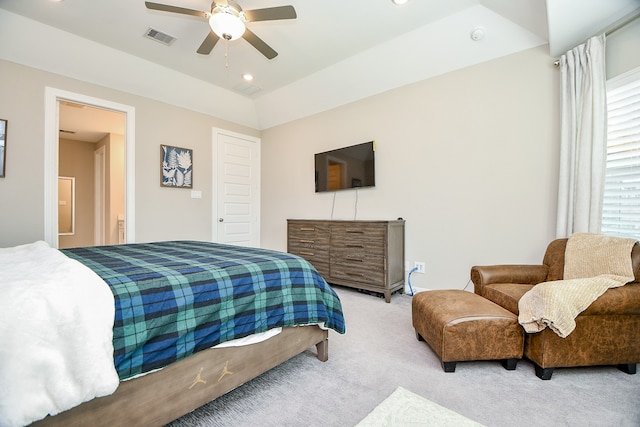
0,242 -> 119,427
518,233 -> 637,338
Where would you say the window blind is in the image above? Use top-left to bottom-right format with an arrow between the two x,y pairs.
603,68 -> 640,240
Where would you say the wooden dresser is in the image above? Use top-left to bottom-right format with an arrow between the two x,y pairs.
287,219 -> 405,302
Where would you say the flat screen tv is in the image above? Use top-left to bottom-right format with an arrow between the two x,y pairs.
315,141 -> 375,192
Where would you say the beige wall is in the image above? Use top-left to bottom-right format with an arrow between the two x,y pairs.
0,60 -> 259,247
260,45 -> 561,290
606,18 -> 640,79
58,138 -> 95,248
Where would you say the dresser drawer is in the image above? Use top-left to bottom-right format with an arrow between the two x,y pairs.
330,260 -> 385,287
288,244 -> 329,265
288,223 -> 330,241
330,224 -> 385,252
330,223 -> 386,239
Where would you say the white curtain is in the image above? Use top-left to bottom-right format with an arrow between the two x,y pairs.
556,34 -> 607,238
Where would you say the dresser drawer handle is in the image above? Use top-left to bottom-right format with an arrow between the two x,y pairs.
299,251 -> 315,256
299,239 -> 315,244
346,229 -> 364,234
300,227 -> 316,231
345,272 -> 366,278
345,257 -> 364,262
346,244 -> 365,248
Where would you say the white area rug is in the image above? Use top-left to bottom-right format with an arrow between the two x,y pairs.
356,386 -> 485,427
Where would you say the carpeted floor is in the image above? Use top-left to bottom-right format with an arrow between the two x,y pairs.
168,286 -> 640,427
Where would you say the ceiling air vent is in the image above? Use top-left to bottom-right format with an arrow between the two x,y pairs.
144,27 -> 177,46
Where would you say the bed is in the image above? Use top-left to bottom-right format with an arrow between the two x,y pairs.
0,240 -> 345,427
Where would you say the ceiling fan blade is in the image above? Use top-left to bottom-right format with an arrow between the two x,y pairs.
242,28 -> 278,60
145,2 -> 209,19
244,6 -> 296,22
197,31 -> 220,55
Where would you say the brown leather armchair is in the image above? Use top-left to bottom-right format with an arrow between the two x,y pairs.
471,238 -> 640,379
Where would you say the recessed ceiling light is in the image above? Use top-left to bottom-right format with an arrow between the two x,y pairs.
242,73 -> 254,81
392,0 -> 409,5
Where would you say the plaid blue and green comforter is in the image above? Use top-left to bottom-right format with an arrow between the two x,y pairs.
62,241 -> 345,380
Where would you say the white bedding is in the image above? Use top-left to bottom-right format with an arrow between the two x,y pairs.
0,242 -> 119,427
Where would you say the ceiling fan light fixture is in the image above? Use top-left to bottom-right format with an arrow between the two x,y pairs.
209,5 -> 246,41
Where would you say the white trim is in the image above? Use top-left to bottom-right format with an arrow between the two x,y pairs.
44,87 -> 136,247
607,65 -> 640,89
94,146 -> 106,246
44,88 -> 59,248
211,127 -> 261,246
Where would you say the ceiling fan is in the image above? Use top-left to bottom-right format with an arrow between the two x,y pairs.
144,1 -> 296,59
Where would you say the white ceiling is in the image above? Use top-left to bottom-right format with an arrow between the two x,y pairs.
58,102 -> 125,143
546,0 -> 640,57
1,0 -> 638,132
0,0 -> 536,96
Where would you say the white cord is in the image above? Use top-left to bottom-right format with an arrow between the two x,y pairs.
331,192 -> 336,220
354,188 -> 358,220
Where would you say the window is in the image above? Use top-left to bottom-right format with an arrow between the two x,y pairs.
603,67 -> 640,240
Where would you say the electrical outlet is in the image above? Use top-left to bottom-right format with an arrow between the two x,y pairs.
414,261 -> 425,274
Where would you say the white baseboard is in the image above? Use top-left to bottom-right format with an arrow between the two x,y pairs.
405,285 -> 430,294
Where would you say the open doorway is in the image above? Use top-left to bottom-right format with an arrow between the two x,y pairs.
58,101 -> 126,248
44,88 -> 136,248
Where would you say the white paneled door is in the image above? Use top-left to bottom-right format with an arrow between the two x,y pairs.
213,128 -> 260,247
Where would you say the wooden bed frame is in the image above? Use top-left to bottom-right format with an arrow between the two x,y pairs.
32,326 -> 328,426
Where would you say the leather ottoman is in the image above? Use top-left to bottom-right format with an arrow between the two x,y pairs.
412,289 -> 524,372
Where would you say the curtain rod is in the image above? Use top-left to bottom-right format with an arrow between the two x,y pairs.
553,9 -> 640,67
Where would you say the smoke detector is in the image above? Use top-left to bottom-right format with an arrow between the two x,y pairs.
470,27 -> 485,41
